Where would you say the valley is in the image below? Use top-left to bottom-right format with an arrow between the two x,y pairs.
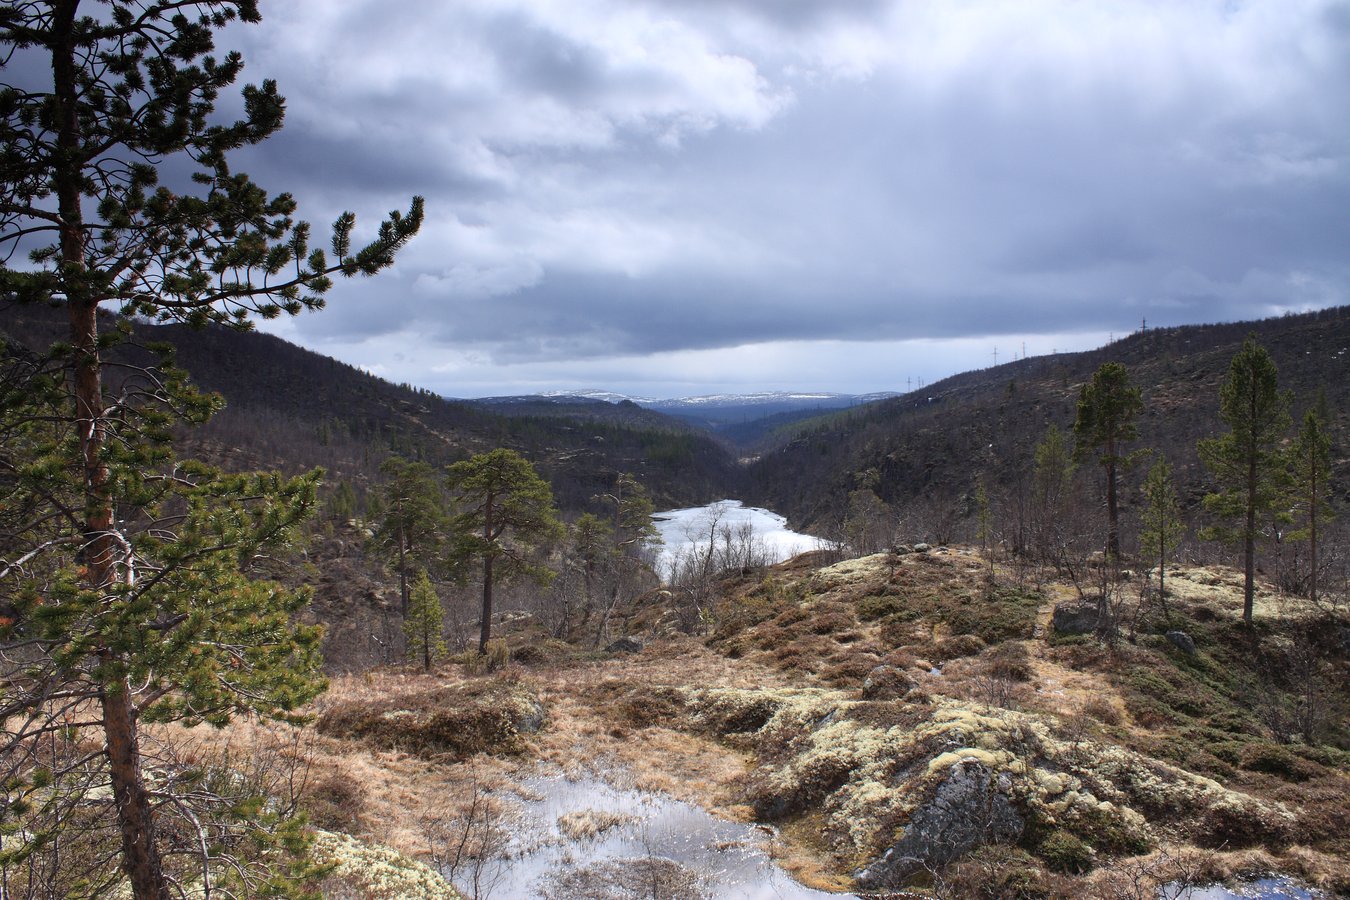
3,304 -> 1348,898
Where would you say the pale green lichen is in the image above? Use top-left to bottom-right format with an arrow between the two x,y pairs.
677,687 -> 1288,866
310,830 -> 463,899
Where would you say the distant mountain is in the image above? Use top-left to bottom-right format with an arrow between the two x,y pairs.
469,389 -> 901,447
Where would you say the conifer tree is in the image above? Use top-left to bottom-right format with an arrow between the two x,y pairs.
974,477 -> 995,580
1139,455 -> 1185,615
1287,402 -> 1334,603
447,449 -> 563,653
1030,423 -> 1077,570
375,457 -> 447,616
568,512 -> 612,627
1073,362 -> 1143,559
1198,335 -> 1291,624
0,4 -> 421,895
404,569 -> 447,671
590,472 -> 660,646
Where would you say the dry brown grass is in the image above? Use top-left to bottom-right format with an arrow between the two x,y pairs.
147,548 -> 1345,898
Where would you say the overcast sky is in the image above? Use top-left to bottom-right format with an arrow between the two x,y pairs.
227,0 -> 1350,399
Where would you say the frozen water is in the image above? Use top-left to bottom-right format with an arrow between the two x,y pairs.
652,500 -> 823,580
448,766 -> 853,899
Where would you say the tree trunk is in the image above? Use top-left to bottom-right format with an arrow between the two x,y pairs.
1309,464 -> 1318,604
478,554 -> 494,654
55,4 -> 169,892
102,683 -> 172,900
397,519 -> 409,616
478,493 -> 495,654
1105,455 -> 1120,559
1244,446 -> 1257,624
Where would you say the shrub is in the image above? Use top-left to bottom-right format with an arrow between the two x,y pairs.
304,772 -> 366,832
858,594 -> 906,621
1037,829 -> 1095,873
947,846 -> 1053,899
986,643 -> 1034,682
933,634 -> 988,661
1081,697 -> 1122,726
809,609 -> 856,635
820,653 -> 881,687
1238,744 -> 1322,783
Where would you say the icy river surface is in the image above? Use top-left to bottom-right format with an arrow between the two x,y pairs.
450,765 -> 854,899
652,500 -> 822,579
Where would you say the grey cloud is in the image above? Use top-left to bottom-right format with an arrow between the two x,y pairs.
230,0 -> 1350,393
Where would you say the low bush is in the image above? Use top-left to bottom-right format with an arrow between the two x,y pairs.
1037,829 -> 1094,873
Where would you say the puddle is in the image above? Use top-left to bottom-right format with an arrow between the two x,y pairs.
446,765 -> 853,899
1161,876 -> 1325,899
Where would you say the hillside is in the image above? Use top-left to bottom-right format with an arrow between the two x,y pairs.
0,303 -> 743,514
746,307 -> 1350,541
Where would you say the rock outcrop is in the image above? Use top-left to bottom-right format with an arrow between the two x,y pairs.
856,758 -> 1023,888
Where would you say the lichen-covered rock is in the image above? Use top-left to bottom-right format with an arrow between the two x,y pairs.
861,664 -> 913,700
855,758 -> 1023,888
1052,602 -> 1099,635
605,636 -> 644,654
1166,630 -> 1196,655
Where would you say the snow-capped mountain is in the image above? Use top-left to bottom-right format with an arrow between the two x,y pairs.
515,388 -> 898,411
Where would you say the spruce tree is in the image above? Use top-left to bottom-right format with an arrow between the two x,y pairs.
404,569 -> 447,671
375,457 -> 447,616
1198,335 -> 1291,624
1030,423 -> 1077,570
447,449 -> 563,653
1287,402 -> 1334,603
0,4 -> 421,895
1139,455 -> 1185,615
590,472 -> 660,646
1073,362 -> 1143,559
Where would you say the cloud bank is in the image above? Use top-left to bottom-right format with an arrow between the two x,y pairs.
231,0 -> 1350,397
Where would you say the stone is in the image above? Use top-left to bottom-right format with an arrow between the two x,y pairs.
855,759 -> 1024,888
913,542 -> 932,553
1166,630 -> 1196,655
516,697 -> 547,734
1051,601 -> 1100,635
862,665 -> 915,701
605,636 -> 644,654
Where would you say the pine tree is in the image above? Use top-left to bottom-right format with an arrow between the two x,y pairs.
374,457 -> 447,616
1030,423 -> 1077,570
404,569 -> 447,671
1139,455 -> 1185,616
590,472 -> 660,647
447,449 -> 563,653
974,477 -> 995,580
1073,362 -> 1143,559
1198,335 -> 1291,624
0,4 -> 421,895
1287,402 -> 1334,603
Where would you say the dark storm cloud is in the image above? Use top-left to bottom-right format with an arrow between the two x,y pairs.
220,0 -> 1350,395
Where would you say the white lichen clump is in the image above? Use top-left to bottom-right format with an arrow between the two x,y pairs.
310,830 -> 463,899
